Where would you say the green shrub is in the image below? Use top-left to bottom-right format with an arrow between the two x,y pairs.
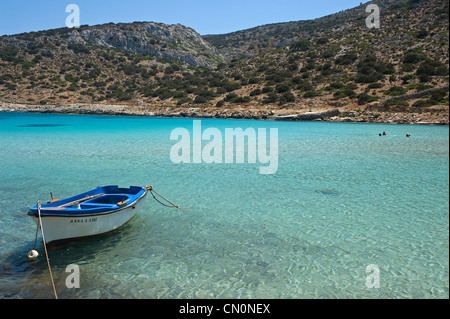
415,83 -> 434,92
418,74 -> 431,83
67,43 -> 90,54
357,93 -> 379,105
232,96 -> 251,103
403,50 -> 427,64
290,39 -> 312,52
262,87 -> 273,94
316,38 -> 329,45
194,96 -> 207,104
116,91 -> 133,101
176,97 -> 192,105
385,99 -> 409,107
263,92 -> 278,103
430,90 -> 447,102
296,81 -> 313,92
121,63 -> 141,75
355,55 -> 394,84
250,89 -> 262,96
248,77 -> 259,84
412,99 -> 433,107
216,87 -> 227,95
5,82 -> 17,90
68,82 -> 79,91
224,93 -> 250,103
416,59 -> 449,78
415,30 -> 429,39
385,86 -> 407,96
401,74 -> 416,84
276,84 -> 291,93
357,93 -> 370,105
333,84 -> 357,98
223,81 -> 241,92
0,46 -> 20,63
413,90 -> 450,107
304,90 -> 320,98
279,92 -> 296,103
224,93 -> 239,102
20,60 -> 35,69
368,82 -> 383,89
335,52 -> 358,65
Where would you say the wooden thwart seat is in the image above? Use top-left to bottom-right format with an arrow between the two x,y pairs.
53,193 -> 105,209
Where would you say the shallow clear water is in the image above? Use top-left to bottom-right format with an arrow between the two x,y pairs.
0,112 -> 448,299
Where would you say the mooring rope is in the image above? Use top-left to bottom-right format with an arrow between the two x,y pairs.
146,186 -> 179,209
37,201 -> 58,299
32,221 -> 39,252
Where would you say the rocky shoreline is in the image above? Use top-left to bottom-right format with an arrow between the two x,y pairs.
1,102 -> 448,125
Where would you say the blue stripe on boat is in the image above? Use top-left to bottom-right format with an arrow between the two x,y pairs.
28,185 -> 147,217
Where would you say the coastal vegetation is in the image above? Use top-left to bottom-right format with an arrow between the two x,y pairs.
0,0 -> 448,117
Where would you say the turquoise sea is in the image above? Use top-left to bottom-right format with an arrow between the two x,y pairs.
0,112 -> 448,299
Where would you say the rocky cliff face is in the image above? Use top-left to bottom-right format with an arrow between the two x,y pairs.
64,22 -> 225,68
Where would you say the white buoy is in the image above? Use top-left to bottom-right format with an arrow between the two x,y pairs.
27,249 -> 39,259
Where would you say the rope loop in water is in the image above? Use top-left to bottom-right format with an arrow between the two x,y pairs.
146,185 -> 179,209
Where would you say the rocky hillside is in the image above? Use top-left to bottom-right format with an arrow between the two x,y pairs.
65,22 -> 226,68
0,0 -> 448,113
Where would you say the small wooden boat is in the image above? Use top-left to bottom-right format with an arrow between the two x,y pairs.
28,185 -> 150,248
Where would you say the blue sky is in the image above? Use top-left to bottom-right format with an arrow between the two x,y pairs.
0,0 -> 368,36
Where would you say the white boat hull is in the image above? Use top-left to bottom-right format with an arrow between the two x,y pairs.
30,194 -> 146,248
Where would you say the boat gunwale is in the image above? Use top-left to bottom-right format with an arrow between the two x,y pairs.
27,186 -> 148,218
